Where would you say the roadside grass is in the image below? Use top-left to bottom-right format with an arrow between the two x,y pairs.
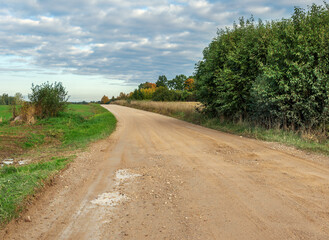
0,104 -> 116,158
0,106 -> 12,122
203,119 -> 329,155
38,104 -> 116,148
0,104 -> 116,225
0,157 -> 72,224
114,100 -> 329,155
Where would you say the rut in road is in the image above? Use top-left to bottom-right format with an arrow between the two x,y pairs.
2,104 -> 329,240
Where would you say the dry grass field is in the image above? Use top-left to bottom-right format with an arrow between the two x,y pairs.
114,100 -> 202,118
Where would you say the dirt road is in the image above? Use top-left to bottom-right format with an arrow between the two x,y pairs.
2,104 -> 329,240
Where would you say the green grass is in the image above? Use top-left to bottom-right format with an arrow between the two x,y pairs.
38,104 -> 116,148
0,105 -> 12,122
202,118 -> 329,155
0,103 -> 116,225
0,104 -> 116,156
66,104 -> 95,118
0,157 -> 72,224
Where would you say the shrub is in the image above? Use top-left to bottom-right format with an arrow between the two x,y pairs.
195,3 -> 329,132
28,82 -> 69,118
152,87 -> 179,101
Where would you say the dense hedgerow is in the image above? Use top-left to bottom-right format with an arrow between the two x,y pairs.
195,3 -> 329,133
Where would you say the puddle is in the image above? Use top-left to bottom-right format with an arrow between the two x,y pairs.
2,159 -> 14,165
0,159 -> 31,168
18,160 -> 31,165
91,192 -> 128,207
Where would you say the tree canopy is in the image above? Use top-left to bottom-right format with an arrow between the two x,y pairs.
195,3 -> 329,132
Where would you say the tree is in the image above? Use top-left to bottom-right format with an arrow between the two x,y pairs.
184,78 -> 195,91
168,74 -> 187,90
138,82 -> 156,89
14,92 -> 24,105
156,75 -> 168,88
1,94 -> 9,105
117,92 -> 128,100
101,95 -> 110,104
195,3 -> 329,131
152,87 -> 180,101
29,82 -> 69,118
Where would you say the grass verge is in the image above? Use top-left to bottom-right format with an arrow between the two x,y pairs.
0,104 -> 116,158
114,100 -> 329,155
0,104 -> 116,225
0,157 -> 72,225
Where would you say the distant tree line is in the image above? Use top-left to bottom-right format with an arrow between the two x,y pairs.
0,93 -> 23,105
195,3 -> 329,133
112,74 -> 196,102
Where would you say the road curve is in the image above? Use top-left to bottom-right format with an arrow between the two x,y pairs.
2,104 -> 329,240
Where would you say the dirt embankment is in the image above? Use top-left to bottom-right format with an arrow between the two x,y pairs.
2,104 -> 329,240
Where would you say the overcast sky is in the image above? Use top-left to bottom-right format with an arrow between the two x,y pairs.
0,0 -> 323,101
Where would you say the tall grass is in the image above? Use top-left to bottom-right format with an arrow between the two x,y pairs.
115,100 -> 201,116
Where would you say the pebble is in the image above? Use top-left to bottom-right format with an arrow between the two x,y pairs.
25,216 -> 32,222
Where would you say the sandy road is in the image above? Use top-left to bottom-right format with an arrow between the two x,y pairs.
2,104 -> 329,239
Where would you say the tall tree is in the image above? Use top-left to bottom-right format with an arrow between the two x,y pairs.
156,75 -> 168,88
168,74 -> 187,90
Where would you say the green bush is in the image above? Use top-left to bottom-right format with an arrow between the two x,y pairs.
195,3 -> 329,133
152,87 -> 179,101
29,82 -> 69,118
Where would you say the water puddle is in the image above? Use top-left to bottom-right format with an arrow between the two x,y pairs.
1,159 -> 14,167
0,159 -> 31,168
18,160 -> 31,165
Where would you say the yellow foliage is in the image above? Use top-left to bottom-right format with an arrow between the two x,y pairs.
184,78 -> 195,91
140,88 -> 156,99
101,95 -> 110,103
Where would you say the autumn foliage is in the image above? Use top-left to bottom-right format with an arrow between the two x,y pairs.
115,74 -> 196,102
184,78 -> 195,91
139,82 -> 156,89
101,95 -> 110,104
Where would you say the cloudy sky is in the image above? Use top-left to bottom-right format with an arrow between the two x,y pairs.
0,0 -> 323,101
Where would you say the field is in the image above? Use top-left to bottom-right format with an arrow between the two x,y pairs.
114,100 -> 202,120
0,106 -> 12,122
0,104 -> 116,224
113,100 -> 329,155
